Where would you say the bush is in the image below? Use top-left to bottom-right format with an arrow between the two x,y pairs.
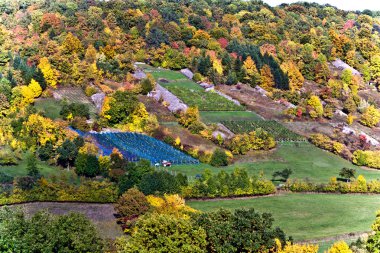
0,172 -> 13,184
193,72 -> 203,82
114,188 -> 150,218
360,105 -> 380,128
309,134 -> 347,155
0,146 -> 18,165
75,153 -> 100,177
210,149 -> 228,167
183,168 -> 276,198
138,171 -> 186,195
353,150 -> 380,169
0,178 -> 118,205
193,208 -> 287,253
60,102 -> 90,119
0,208 -> 104,253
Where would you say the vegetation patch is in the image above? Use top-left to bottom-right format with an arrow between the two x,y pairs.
170,143 -> 380,183
222,120 -> 306,141
200,111 -> 262,123
188,193 -> 380,241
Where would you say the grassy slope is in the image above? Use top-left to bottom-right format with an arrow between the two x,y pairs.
171,143 -> 380,183
200,111 -> 262,123
188,193 -> 379,241
0,159 -> 68,178
34,98 -> 63,120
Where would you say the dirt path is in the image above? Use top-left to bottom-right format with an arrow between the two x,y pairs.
298,231 -> 370,244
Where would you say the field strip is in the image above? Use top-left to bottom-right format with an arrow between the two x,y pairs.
298,231 -> 370,244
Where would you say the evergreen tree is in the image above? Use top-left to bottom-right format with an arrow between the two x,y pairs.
26,153 -> 40,178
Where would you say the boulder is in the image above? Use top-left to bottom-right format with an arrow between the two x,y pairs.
91,92 -> 105,112
180,68 -> 194,79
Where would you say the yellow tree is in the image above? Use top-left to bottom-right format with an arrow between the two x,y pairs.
308,95 -> 324,118
213,59 -> 223,75
281,61 -> 304,91
360,105 -> 380,127
325,241 -> 352,253
85,44 -> 97,64
20,85 -> 35,105
28,79 -> 42,98
260,64 -> 275,91
62,32 -> 83,54
21,114 -> 64,148
38,57 -> 58,88
243,56 -> 260,86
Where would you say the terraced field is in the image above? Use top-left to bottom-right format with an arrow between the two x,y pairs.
222,120 -> 306,141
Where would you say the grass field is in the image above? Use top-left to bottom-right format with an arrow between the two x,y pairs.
171,143 -> 380,183
148,69 -> 186,80
162,85 -> 244,111
188,193 -> 379,241
222,120 -> 305,141
200,111 -> 262,123
0,158 -> 68,178
34,98 -> 63,119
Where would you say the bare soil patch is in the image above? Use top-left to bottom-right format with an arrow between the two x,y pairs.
216,84 -> 288,120
9,202 -> 123,239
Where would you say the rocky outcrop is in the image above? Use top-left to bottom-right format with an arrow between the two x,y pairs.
150,84 -> 188,112
91,92 -> 105,112
180,68 -> 194,79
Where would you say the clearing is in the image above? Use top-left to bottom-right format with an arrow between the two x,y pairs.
171,142 -> 380,183
188,193 -> 380,241
200,111 -> 262,123
9,202 -> 123,239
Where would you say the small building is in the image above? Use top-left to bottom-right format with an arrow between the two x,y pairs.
162,160 -> 172,167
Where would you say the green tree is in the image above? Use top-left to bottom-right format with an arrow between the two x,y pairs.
75,153 -> 100,177
105,91 -> 139,125
26,153 -> 40,178
360,105 -> 380,127
116,213 -> 207,253
114,188 -> 150,218
194,208 -> 287,252
339,167 -> 356,181
0,208 -> 104,253
138,171 -> 186,195
210,149 -> 228,167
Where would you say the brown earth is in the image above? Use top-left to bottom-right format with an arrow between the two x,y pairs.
9,202 -> 123,239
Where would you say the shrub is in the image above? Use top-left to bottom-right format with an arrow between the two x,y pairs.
60,102 -> 90,119
307,95 -> 323,118
194,208 -> 287,253
0,208 -> 104,253
309,134 -> 346,155
360,105 -> 380,127
0,146 -> 18,165
183,168 -> 276,198
114,188 -> 150,218
353,150 -> 380,169
116,213 -> 207,252
193,72 -> 203,82
85,85 -> 97,97
138,171 -> 187,195
75,153 -> 100,177
210,149 -> 229,167
0,172 -> 13,184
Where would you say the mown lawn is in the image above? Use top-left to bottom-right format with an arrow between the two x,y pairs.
148,69 -> 186,80
188,193 -> 379,241
171,143 -> 380,183
34,98 -> 63,119
200,111 -> 262,123
0,159 -> 69,178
